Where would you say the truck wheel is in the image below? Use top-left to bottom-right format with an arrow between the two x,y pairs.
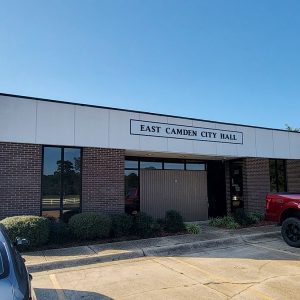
281,217 -> 300,248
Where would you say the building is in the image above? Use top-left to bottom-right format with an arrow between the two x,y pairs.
1,93 -> 300,221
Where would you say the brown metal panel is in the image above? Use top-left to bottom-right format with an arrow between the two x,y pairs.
140,170 -> 208,221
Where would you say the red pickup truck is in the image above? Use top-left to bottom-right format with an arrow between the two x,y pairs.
265,193 -> 300,247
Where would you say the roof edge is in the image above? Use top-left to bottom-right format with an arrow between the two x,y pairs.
0,92 -> 297,133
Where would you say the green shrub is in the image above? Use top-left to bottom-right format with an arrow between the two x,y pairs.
248,212 -> 264,223
156,218 -> 165,227
165,210 -> 185,233
209,216 -> 240,229
48,219 -> 70,243
185,223 -> 201,234
233,209 -> 264,227
0,215 -> 50,247
110,214 -> 133,237
133,212 -> 155,237
69,212 -> 111,240
155,218 -> 166,233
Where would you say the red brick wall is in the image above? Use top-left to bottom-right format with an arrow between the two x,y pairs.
243,158 -> 270,214
286,160 -> 300,192
0,142 -> 42,220
82,147 -> 125,214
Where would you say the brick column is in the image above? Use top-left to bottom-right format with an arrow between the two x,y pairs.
0,142 -> 42,220
286,160 -> 300,192
243,158 -> 270,214
82,147 -> 125,214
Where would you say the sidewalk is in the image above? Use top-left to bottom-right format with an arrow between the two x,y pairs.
24,224 -> 281,273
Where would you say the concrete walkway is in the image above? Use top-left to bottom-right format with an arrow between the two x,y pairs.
24,224 -> 281,273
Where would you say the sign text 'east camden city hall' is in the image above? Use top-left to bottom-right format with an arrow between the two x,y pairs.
130,120 -> 243,144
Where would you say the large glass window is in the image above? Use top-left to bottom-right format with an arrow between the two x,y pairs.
186,163 -> 206,171
125,170 -> 139,214
42,146 -> 81,220
140,161 -> 163,170
164,162 -> 185,170
124,157 -> 207,214
269,159 -> 287,192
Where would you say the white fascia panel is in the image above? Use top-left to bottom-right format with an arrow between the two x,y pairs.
36,101 -> 75,146
0,96 -> 36,143
166,117 -> 194,154
74,105 -> 109,148
192,120 -> 218,156
273,130 -> 290,159
236,126 -> 256,157
109,110 -> 140,150
289,132 -> 300,159
215,124 -> 238,157
255,128 -> 274,158
138,113 -> 168,152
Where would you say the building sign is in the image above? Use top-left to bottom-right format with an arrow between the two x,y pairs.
130,119 -> 243,144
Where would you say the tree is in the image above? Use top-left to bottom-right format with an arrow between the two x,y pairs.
285,124 -> 300,132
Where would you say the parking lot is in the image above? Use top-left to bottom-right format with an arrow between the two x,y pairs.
32,236 -> 300,300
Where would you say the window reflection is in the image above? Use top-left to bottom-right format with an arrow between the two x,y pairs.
140,161 -> 162,170
125,170 -> 139,214
63,148 -> 81,210
186,163 -> 206,171
164,162 -> 184,170
42,147 -> 61,210
269,159 -> 286,192
42,147 -> 81,219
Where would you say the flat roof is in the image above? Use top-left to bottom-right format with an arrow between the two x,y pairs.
0,92 -> 297,133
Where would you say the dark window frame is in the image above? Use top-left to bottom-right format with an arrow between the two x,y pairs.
41,146 -> 83,218
269,159 -> 287,192
125,156 -> 207,171
124,156 -> 207,214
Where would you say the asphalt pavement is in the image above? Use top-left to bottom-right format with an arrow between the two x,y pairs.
31,234 -> 300,300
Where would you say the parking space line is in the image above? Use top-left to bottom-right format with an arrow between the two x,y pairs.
167,257 -> 230,282
49,274 -> 66,300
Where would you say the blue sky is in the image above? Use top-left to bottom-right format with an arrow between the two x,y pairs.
0,0 -> 299,129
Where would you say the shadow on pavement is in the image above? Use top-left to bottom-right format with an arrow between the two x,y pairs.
34,288 -> 112,300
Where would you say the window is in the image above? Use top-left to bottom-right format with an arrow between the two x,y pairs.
269,159 -> 287,192
140,161 -> 163,170
186,163 -> 206,171
164,162 -> 185,170
42,146 -> 81,220
124,157 -> 207,214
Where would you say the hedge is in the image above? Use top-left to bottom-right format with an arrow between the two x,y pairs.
69,212 -> 111,240
0,215 -> 49,247
110,214 -> 133,237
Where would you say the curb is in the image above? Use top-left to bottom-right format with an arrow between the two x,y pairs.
26,231 -> 281,273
